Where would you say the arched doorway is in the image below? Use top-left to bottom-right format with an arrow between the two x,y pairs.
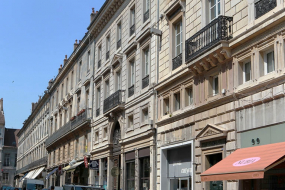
111,121 -> 121,190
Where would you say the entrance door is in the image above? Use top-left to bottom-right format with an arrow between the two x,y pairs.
169,178 -> 191,190
206,153 -> 223,190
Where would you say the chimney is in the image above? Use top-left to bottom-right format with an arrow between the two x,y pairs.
0,98 -> 3,112
90,8 -> 96,23
79,40 -> 81,44
31,102 -> 38,113
74,39 -> 78,50
63,55 -> 68,65
38,96 -> 42,102
58,64 -> 63,73
48,79 -> 53,88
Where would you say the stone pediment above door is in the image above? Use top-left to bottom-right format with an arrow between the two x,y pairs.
196,124 -> 228,142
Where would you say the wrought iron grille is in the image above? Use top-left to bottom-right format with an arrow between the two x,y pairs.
172,53 -> 182,70
144,10 -> 149,22
98,59 -> 101,68
96,108 -> 100,117
117,39 -> 121,49
185,16 -> 233,63
130,24 -> 135,36
106,51 -> 110,60
16,156 -> 47,174
142,75 -> 149,89
103,90 -> 124,113
128,85 -> 134,97
71,110 -> 88,130
255,0 -> 276,19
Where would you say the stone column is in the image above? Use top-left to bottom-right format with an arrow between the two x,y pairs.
107,156 -> 113,190
89,168 -> 95,185
99,158 -> 104,186
120,153 -> 125,190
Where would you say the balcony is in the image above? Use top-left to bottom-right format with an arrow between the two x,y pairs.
117,39 -> 121,49
45,110 -> 90,148
103,90 -> 125,115
106,51 -> 110,60
16,156 -> 47,174
128,85 -> 134,97
255,0 -> 276,19
142,75 -> 149,89
172,53 -> 182,70
144,10 -> 149,22
130,24 -> 135,36
185,16 -> 233,63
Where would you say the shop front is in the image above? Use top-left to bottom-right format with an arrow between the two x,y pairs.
201,141 -> 285,190
160,141 -> 194,190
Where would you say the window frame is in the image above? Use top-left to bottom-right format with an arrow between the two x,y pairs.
175,20 -> 183,57
264,49 -> 275,75
212,75 -> 219,96
243,61 -> 251,83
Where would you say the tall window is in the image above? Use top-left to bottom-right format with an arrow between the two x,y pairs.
4,154 -> 10,166
86,90 -> 89,109
185,86 -> 193,106
174,92 -> 180,111
116,71 -> 121,91
97,87 -> 101,108
175,20 -> 183,57
163,98 -> 170,115
63,145 -> 65,160
69,105 -> 72,119
98,46 -> 102,68
78,61 -> 82,81
130,8 -> 135,36
3,173 -> 8,182
58,148 -> 60,162
243,62 -> 251,83
117,23 -> 122,49
87,51 -> 91,71
143,48 -> 149,77
105,80 -> 109,98
106,36 -> 110,60
264,50 -> 275,74
143,0 -> 150,22
130,61 -> 135,86
77,96 -> 80,113
126,161 -> 135,190
66,78 -> 68,95
209,0 -> 221,21
53,151 -> 55,165
61,83 -> 64,100
212,75 -> 219,96
140,157 -> 150,190
71,71 -> 74,89
67,143 -> 70,158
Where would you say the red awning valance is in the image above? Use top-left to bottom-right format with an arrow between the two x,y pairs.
201,142 -> 285,181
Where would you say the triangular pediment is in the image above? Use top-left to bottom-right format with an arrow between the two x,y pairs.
196,124 -> 227,139
111,53 -> 123,68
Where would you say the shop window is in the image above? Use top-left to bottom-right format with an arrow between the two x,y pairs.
185,86 -> 193,106
205,153 -> 223,189
163,97 -> 170,115
243,61 -> 251,83
174,91 -> 181,111
126,161 -> 135,190
140,157 -> 150,190
264,50 -> 275,75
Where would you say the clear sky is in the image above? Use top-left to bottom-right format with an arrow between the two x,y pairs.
0,0 -> 105,129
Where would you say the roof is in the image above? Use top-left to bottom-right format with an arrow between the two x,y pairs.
0,111 -> 4,125
4,128 -> 19,147
201,141 -> 285,181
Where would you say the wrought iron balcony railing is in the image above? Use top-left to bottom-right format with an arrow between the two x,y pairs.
16,156 -> 47,174
96,108 -> 100,117
117,39 -> 121,49
142,75 -> 149,89
255,0 -> 276,19
130,24 -> 135,36
128,85 -> 135,97
172,53 -> 182,70
46,110 -> 90,148
144,10 -> 150,23
98,59 -> 101,68
103,90 -> 124,113
185,16 -> 233,63
106,51 -> 110,60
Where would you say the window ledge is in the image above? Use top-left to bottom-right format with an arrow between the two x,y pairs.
86,71 -> 90,77
126,128 -> 134,133
128,33 -> 136,43
140,122 -> 149,128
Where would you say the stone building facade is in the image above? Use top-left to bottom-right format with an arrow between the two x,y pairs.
0,98 -> 5,186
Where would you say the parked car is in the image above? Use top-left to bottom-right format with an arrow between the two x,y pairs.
22,179 -> 44,190
63,185 -> 104,190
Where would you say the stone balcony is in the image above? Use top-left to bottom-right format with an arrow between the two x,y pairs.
103,90 -> 125,116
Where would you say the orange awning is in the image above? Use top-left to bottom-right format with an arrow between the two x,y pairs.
201,142 -> 285,181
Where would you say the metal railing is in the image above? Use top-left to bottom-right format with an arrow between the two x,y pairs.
185,16 -> 233,63
255,0 -> 276,19
128,85 -> 134,97
172,53 -> 182,70
98,59 -> 101,68
106,51 -> 110,60
117,39 -> 121,49
103,90 -> 124,113
130,24 -> 135,36
144,9 -> 149,22
16,156 -> 47,174
46,111 -> 90,147
142,75 -> 149,89
96,108 -> 100,117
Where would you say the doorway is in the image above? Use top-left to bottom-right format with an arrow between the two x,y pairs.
169,178 -> 191,190
206,153 -> 223,190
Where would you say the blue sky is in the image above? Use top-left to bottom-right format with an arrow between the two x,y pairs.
0,0 -> 105,129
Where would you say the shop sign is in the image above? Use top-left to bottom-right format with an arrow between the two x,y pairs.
90,160 -> 99,170
233,157 -> 260,167
84,156 -> 89,168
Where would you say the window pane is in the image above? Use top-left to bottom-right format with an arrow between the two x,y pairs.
244,62 -> 251,82
267,51 -> 274,73
211,5 -> 216,20
214,77 -> 219,94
